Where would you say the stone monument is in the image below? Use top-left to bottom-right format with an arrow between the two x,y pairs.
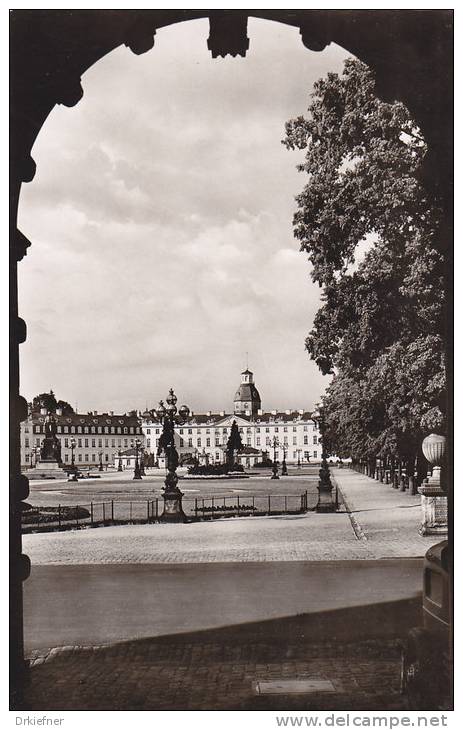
29,411 -> 68,480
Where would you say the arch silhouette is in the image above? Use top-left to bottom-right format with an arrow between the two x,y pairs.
9,9 -> 453,708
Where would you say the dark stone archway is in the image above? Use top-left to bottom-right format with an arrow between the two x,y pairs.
9,9 -> 453,708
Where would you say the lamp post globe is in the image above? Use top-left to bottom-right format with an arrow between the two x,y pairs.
156,400 -> 167,420
179,404 -> 190,420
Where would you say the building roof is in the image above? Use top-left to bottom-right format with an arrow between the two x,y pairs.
29,411 -> 140,427
234,383 -> 261,402
142,410 -> 316,426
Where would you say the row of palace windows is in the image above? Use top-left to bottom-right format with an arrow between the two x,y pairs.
145,434 -> 320,450
25,449 -> 318,463
25,452 -> 112,463
24,432 -> 317,451
145,424 -> 316,435
25,437 -> 134,449
143,434 -> 318,450
29,424 -> 140,435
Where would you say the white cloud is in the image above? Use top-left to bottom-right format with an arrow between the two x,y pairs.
17,17 -> 349,413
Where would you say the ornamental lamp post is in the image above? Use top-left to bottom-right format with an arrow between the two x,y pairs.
156,389 -> 190,522
271,436 -> 280,479
282,444 -> 288,476
117,449 -> 123,472
132,438 -> 142,480
139,446 -> 146,476
98,451 -> 104,472
68,438 -> 78,481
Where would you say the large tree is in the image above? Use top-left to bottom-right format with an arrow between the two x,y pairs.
226,420 -> 243,466
283,58 -> 446,465
32,390 -> 75,415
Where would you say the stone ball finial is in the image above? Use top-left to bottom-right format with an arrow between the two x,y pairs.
422,433 -> 446,466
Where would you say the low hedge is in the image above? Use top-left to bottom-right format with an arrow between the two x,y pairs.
22,505 -> 90,524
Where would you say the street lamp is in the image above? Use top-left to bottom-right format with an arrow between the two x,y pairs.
156,388 -> 190,522
282,444 -> 288,476
271,436 -> 280,479
69,438 -> 78,481
132,438 -> 142,480
117,449 -> 123,472
98,451 -> 104,472
139,445 -> 146,476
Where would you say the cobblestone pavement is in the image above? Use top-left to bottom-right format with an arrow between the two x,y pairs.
25,635 -> 409,711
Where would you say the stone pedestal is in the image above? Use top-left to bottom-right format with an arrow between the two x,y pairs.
160,470 -> 187,523
418,473 -> 448,536
316,464 -> 336,513
161,489 -> 187,522
28,460 -> 68,480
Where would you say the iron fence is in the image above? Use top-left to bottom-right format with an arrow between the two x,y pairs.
21,490 -> 318,533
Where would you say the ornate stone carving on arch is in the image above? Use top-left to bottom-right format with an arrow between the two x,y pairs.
207,12 -> 250,58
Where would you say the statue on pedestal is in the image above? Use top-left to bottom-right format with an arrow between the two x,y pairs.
40,412 -> 62,463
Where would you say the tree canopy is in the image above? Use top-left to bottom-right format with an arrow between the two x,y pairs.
32,390 -> 75,415
226,420 -> 243,464
284,58 -> 446,463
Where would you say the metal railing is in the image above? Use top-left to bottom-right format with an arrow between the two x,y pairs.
21,491 -> 315,533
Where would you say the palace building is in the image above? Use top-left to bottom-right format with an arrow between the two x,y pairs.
20,369 -> 320,471
20,406 -> 144,469
141,369 -> 321,467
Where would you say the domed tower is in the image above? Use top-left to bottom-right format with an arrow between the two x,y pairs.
234,369 -> 261,417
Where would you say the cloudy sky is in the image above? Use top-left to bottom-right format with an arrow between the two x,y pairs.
18,17 -> 350,414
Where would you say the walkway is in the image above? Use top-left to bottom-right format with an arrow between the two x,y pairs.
330,468 -> 442,557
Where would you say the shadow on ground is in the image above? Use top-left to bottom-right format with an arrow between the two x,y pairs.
24,597 -> 430,711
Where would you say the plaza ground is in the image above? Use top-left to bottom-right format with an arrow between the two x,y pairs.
25,466 -> 321,520
22,468 -> 446,711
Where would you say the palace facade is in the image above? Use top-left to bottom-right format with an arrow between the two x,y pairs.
20,370 -> 320,470
141,369 -> 321,467
20,406 -> 144,469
